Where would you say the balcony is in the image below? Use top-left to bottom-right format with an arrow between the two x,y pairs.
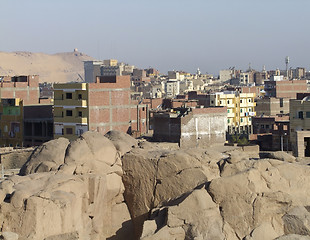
54,99 -> 87,108
54,116 -> 87,124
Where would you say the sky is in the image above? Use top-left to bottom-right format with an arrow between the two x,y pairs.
1,0 -> 310,75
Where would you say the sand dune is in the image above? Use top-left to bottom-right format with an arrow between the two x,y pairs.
0,51 -> 94,83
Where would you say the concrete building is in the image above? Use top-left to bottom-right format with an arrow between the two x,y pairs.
212,92 -> 256,134
0,75 -> 39,105
54,76 -> 148,141
103,59 -> 118,66
0,98 -> 23,147
256,97 -> 290,116
23,105 -> 53,147
164,80 -> 180,98
84,61 -> 104,83
252,115 -> 290,151
289,97 -> 310,157
152,107 -> 227,147
264,79 -> 307,98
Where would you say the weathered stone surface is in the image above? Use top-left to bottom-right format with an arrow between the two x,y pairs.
262,151 -> 296,163
19,138 -> 69,175
275,234 -> 310,240
122,147 -> 220,238
105,130 -> 138,156
0,232 -> 19,240
0,131 -> 134,240
283,206 -> 310,236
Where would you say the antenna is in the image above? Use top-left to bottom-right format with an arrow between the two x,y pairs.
285,56 -> 290,79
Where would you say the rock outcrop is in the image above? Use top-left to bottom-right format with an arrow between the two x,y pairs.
0,131 -> 134,240
2,131 -> 310,240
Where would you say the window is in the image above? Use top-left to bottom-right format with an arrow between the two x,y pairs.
228,109 -> 230,113
249,117 -> 251,121
66,128 -> 73,135
241,118 -> 243,122
248,99 -> 251,103
248,108 -> 251,112
306,112 -> 310,118
62,128 -> 64,135
280,98 -> 284,108
240,100 -> 243,103
78,94 -> 82,100
66,110 -> 73,116
261,124 -> 264,129
66,93 -> 72,99
228,119 -> 230,123
266,125 -> 270,129
298,111 -> 304,119
78,111 -> 82,117
227,100 -> 230,104
240,109 -> 243,113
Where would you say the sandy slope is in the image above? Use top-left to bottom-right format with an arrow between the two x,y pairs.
0,51 -> 94,83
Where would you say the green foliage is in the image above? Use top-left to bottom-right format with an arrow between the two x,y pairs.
229,134 -> 249,146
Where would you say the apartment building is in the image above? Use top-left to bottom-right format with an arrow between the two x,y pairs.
0,75 -> 39,105
54,75 -> 148,141
210,92 -> 256,134
0,98 -> 23,147
264,79 -> 307,98
289,97 -> 310,157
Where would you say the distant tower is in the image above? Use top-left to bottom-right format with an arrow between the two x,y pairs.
197,68 -> 201,76
285,56 -> 290,79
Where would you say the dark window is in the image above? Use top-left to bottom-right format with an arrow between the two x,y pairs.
298,111 -> 304,119
306,112 -> 310,118
266,125 -> 270,129
66,93 -> 72,99
66,110 -> 73,116
62,128 -> 64,135
66,128 -> 73,135
78,111 -> 82,117
261,125 -> 264,129
280,98 -> 283,107
78,94 -> 82,100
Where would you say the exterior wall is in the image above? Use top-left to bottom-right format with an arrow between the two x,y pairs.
0,75 -> 39,105
84,61 -> 104,83
256,97 -> 290,116
216,92 -> 255,134
23,105 -> 53,147
264,80 -> 307,98
54,76 -> 148,140
53,83 -> 88,141
180,108 -> 227,148
0,99 -> 23,147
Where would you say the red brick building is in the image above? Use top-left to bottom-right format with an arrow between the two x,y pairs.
0,75 -> 39,105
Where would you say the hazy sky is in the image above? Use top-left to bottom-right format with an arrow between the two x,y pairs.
1,0 -> 310,75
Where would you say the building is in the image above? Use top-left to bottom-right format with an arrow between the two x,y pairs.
0,98 -> 23,147
264,79 -> 307,98
164,80 -> 180,98
23,105 -> 53,147
0,75 -> 39,105
84,61 -> 104,83
256,97 -> 290,116
152,107 -> 227,147
53,76 -> 148,141
211,92 -> 256,135
252,115 -> 290,151
289,97 -> 310,157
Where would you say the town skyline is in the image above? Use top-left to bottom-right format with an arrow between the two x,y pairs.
1,0 -> 310,75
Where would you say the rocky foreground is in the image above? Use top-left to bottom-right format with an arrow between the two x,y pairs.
0,131 -> 310,240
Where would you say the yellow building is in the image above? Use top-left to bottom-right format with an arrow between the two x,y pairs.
212,92 -> 256,134
53,83 -> 89,141
0,98 -> 23,147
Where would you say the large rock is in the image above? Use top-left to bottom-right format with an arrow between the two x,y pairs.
19,138 -> 70,175
122,146 -> 223,238
105,130 -> 138,156
0,131 -> 134,240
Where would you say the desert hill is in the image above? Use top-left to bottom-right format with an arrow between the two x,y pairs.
0,51 -> 94,83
